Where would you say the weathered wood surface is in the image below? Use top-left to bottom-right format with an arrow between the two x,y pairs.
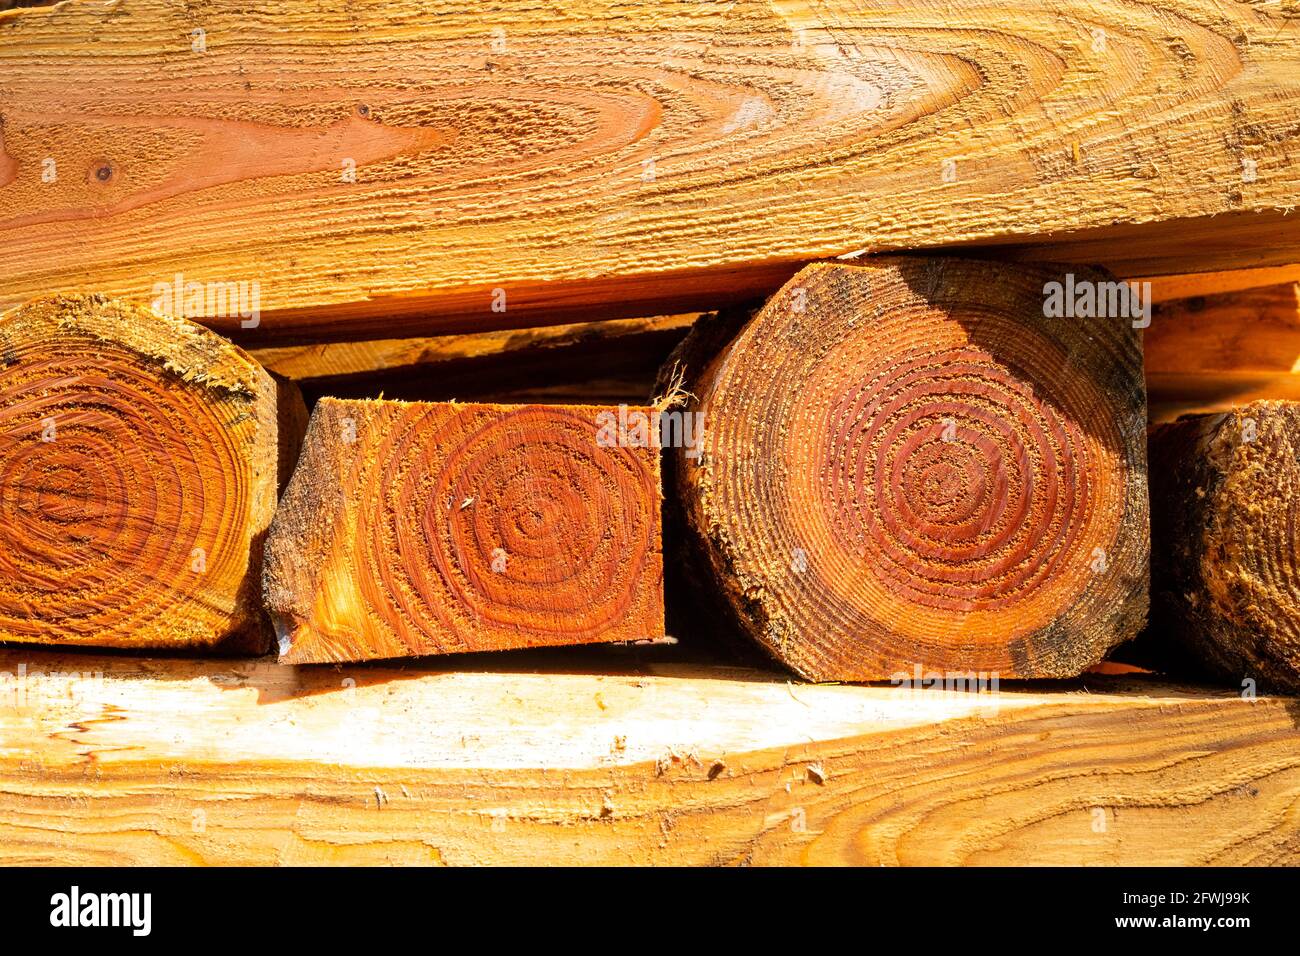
1149,401 -> 1300,693
0,294 -> 304,652
0,649 -> 1295,865
264,398 -> 664,663
664,259 -> 1149,682
3,0 -> 1300,339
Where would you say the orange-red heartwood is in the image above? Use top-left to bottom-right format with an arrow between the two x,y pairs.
0,294 -> 303,651
264,398 -> 664,663
663,259 -> 1149,681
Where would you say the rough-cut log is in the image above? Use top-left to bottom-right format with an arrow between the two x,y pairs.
1148,401 -> 1300,693
664,259 -> 1149,682
265,398 -> 664,663
3,0 -> 1300,340
1145,282 -> 1300,422
0,294 -> 305,651
0,648 -> 1296,866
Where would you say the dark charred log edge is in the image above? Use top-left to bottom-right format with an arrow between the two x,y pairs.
1129,412 -> 1300,694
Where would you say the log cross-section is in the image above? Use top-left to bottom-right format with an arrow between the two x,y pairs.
664,259 -> 1149,682
264,398 -> 664,663
0,294 -> 304,652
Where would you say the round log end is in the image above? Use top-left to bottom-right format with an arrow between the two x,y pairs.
0,294 -> 283,651
669,259 -> 1149,681
266,399 -> 664,662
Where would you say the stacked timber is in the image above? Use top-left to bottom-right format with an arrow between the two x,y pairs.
4,0 -> 1300,870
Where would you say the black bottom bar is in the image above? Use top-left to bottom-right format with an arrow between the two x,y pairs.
0,866 -> 1283,942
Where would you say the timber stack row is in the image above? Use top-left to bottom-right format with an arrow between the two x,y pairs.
3,0 -> 1300,699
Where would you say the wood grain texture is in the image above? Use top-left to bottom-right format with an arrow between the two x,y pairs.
265,398 -> 664,663
664,259 -> 1149,682
1149,401 -> 1300,693
1145,282 -> 1300,421
1146,282 -> 1300,375
0,294 -> 304,652
3,0 -> 1300,339
0,649 -> 1296,866
251,315 -> 696,386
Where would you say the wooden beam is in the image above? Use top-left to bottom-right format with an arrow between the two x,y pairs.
0,294 -> 304,652
264,398 -> 664,663
664,259 -> 1149,682
1146,283 -> 1300,376
250,315 -> 695,386
0,649 -> 1295,865
250,314 -> 695,405
3,0 -> 1299,340
964,209 -> 1300,283
1145,282 -> 1300,421
1146,264 -> 1300,304
1148,401 -> 1300,694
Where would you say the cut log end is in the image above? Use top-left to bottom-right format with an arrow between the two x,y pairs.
1149,400 -> 1300,693
0,293 -> 303,652
264,398 -> 665,664
666,259 -> 1150,682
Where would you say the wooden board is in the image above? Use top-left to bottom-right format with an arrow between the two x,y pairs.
0,648 -> 1295,865
3,0 -> 1300,340
969,209 -> 1300,283
1146,283 -> 1300,376
250,315 -> 695,386
1145,282 -> 1300,421
1147,370 -> 1300,423
264,398 -> 665,663
250,313 -> 695,405
1146,263 -> 1300,304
